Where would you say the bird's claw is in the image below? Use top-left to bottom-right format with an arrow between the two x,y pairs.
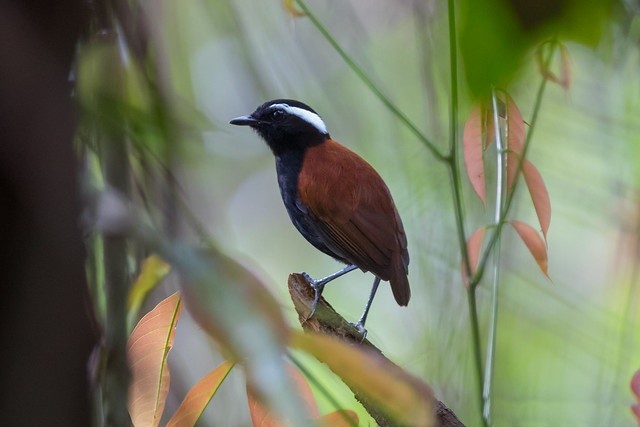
352,322 -> 368,342
301,272 -> 323,321
301,271 -> 316,286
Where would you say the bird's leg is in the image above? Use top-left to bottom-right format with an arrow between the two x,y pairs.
352,276 -> 381,339
302,264 -> 357,318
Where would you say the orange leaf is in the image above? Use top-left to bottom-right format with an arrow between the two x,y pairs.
291,331 -> 435,426
128,292 -> 182,427
510,221 -> 549,277
506,96 -> 525,192
166,360 -> 235,427
462,227 -> 486,287
319,410 -> 359,427
463,105 -> 486,204
522,160 -> 551,240
282,0 -> 305,17
246,364 -> 319,427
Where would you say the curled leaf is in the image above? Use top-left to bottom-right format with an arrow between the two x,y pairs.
128,292 -> 182,427
166,360 -> 235,427
463,105 -> 486,204
510,221 -> 549,277
522,160 -> 551,240
536,41 -> 572,91
291,330 -> 435,426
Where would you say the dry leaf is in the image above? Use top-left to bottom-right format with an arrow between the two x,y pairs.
522,160 -> 551,240
510,221 -> 549,277
291,331 -> 435,426
463,105 -> 486,204
536,42 -> 572,91
128,292 -> 182,427
166,360 -> 235,427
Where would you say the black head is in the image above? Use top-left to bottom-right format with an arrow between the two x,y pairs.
230,99 -> 329,154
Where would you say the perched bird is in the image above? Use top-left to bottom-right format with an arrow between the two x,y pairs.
230,99 -> 409,334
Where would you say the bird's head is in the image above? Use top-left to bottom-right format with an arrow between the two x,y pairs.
230,99 -> 329,154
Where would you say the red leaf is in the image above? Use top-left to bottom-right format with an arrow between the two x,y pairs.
463,105 -> 486,204
522,160 -> 551,240
462,227 -> 486,287
632,369 -> 640,399
506,96 -> 525,154
510,221 -> 549,277
166,360 -> 235,427
506,96 -> 525,192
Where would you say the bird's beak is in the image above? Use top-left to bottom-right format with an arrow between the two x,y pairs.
230,115 -> 258,126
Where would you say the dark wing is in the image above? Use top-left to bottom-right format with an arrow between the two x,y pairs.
298,140 -> 410,305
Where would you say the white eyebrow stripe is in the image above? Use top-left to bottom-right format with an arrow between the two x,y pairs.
270,103 -> 328,134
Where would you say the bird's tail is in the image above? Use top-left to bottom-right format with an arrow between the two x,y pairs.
390,258 -> 410,306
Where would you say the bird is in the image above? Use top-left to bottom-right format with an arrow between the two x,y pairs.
230,99 -> 410,335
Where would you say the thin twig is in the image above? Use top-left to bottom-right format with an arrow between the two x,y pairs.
294,0 -> 447,162
482,89 -> 506,425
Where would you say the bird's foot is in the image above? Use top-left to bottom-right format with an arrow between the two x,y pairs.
301,272 -> 324,321
351,321 -> 368,342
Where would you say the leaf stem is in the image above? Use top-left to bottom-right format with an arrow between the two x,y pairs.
295,0 -> 447,162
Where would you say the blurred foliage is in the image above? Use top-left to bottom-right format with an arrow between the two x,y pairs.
459,0 -> 615,96
78,0 -> 640,426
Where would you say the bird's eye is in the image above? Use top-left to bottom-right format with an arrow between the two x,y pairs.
271,110 -> 285,121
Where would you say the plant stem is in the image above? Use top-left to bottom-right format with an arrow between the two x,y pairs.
445,2 -> 486,425
482,89 -> 507,425
467,286 -> 486,424
295,0 -> 447,162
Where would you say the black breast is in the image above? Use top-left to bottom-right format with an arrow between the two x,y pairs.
274,150 -> 347,264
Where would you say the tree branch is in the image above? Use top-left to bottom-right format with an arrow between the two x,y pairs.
288,274 -> 466,427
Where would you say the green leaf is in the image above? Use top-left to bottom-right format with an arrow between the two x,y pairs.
127,255 -> 171,328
